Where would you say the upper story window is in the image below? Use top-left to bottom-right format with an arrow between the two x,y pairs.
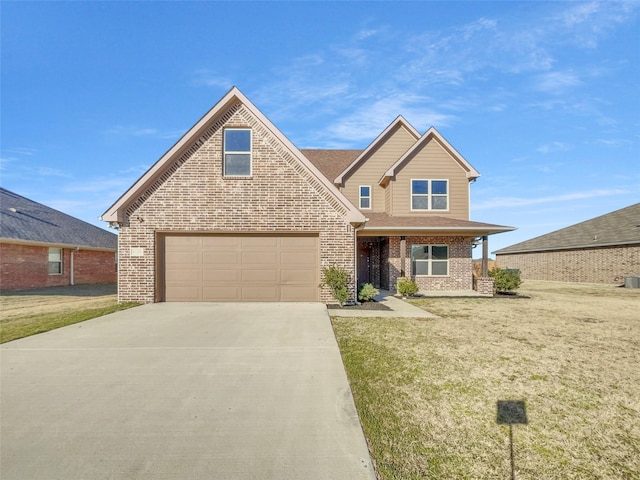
48,247 -> 62,275
359,186 -> 371,209
411,245 -> 449,276
411,179 -> 448,211
224,129 -> 252,177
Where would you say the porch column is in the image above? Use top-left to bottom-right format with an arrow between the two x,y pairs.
482,235 -> 489,277
400,236 -> 406,277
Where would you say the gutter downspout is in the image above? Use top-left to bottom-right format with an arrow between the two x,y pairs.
70,247 -> 80,286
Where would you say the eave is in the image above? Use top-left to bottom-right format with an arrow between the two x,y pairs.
0,237 -> 117,252
494,239 -> 640,256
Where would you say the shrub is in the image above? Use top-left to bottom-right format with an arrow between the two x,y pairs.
397,277 -> 419,297
321,265 -> 350,306
358,283 -> 379,302
489,267 -> 522,293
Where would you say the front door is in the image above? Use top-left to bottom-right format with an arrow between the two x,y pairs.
357,242 -> 371,285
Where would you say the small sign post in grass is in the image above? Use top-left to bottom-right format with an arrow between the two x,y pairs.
497,400 -> 528,480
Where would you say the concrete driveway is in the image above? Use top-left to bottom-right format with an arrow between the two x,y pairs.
1,303 -> 375,480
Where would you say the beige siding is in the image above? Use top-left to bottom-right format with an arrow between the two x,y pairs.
342,125 -> 416,212
391,137 -> 469,219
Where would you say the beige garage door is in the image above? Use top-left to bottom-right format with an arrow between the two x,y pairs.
164,234 -> 319,302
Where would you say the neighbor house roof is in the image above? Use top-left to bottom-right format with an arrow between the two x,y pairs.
0,188 -> 117,250
360,212 -> 515,236
380,126 -> 480,185
102,86 -> 366,225
494,203 -> 640,255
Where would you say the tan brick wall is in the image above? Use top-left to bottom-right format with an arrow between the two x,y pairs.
0,242 -> 116,291
496,244 -> 640,284
117,104 -> 356,303
387,236 -> 472,291
475,277 -> 495,296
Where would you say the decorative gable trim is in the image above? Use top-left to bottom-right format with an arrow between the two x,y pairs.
379,127 -> 481,186
101,87 -> 365,225
334,116 -> 420,186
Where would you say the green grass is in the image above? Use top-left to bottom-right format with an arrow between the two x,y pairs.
1,302 -> 139,343
331,281 -> 640,479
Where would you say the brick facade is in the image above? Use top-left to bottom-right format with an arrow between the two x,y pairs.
386,235 -> 473,291
0,242 -> 116,291
475,277 -> 495,296
497,244 -> 640,284
117,104 -> 356,303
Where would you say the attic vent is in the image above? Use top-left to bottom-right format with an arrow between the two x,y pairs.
9,208 -> 17,212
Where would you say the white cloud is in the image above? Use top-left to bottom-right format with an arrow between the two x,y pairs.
104,125 -> 183,140
36,167 -> 71,178
191,69 -> 233,89
537,142 -> 570,154
321,93 -> 456,145
535,71 -> 583,93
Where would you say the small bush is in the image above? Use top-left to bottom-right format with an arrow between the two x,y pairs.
358,283 -> 379,302
489,267 -> 522,293
397,277 -> 419,297
321,265 -> 350,306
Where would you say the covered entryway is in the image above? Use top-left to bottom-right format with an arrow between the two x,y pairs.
162,234 -> 319,302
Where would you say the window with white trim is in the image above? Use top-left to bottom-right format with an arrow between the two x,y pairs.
411,245 -> 449,276
48,247 -> 62,275
411,179 -> 448,210
359,185 -> 371,209
224,128 -> 251,177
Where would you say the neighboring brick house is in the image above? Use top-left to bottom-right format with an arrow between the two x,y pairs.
102,87 -> 513,303
495,203 -> 640,284
1,188 -> 117,291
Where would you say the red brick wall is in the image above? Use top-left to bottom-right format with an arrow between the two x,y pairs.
0,243 -> 116,291
496,244 -> 640,284
387,236 -> 473,291
117,103 -> 356,303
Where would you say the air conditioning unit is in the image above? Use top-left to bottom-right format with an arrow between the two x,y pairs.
624,276 -> 640,288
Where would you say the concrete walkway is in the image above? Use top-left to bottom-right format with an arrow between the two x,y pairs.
329,290 -> 439,318
1,303 -> 376,480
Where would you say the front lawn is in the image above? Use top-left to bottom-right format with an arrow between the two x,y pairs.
331,281 -> 640,479
1,284 -> 139,343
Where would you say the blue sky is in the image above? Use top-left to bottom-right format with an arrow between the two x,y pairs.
2,1 -> 639,256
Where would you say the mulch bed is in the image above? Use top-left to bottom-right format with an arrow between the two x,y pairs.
327,301 -> 392,311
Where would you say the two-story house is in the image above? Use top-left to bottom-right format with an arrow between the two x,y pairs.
102,87 -> 513,303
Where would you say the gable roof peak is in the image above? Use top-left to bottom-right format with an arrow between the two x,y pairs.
334,115 -> 420,185
101,87 -> 365,225
380,126 -> 480,185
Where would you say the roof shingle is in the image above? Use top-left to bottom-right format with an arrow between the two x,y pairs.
301,149 -> 362,183
494,203 -> 640,254
0,188 -> 117,250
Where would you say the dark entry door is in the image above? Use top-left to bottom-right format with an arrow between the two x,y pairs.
357,242 -> 371,285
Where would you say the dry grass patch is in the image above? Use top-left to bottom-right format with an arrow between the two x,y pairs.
332,281 -> 640,479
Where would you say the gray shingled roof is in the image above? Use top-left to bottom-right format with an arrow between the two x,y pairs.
494,203 -> 640,254
0,188 -> 117,250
